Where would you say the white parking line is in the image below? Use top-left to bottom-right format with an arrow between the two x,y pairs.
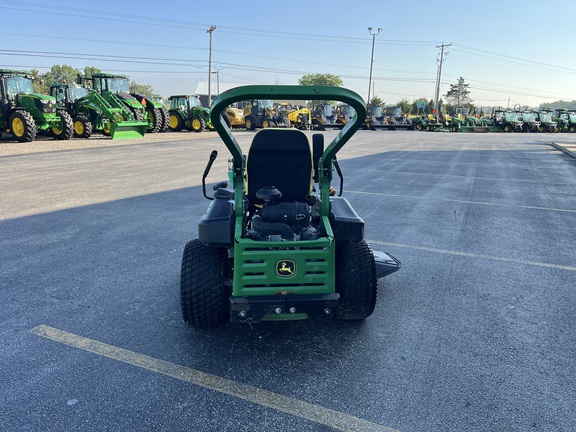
31,325 -> 399,432
349,190 -> 576,214
369,240 -> 576,272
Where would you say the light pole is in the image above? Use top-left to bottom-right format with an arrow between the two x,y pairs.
367,26 -> 382,105
207,25 -> 216,107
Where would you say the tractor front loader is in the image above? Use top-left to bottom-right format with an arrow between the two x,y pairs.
83,73 -> 164,133
51,83 -> 147,139
0,69 -> 73,142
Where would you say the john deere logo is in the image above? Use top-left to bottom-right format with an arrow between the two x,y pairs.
276,260 -> 295,277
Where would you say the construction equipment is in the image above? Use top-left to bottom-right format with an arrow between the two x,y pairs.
382,106 -> 413,130
0,69 -> 73,142
85,73 -> 165,133
50,83 -> 148,139
180,85 -> 400,327
167,95 -> 214,132
223,105 -> 245,129
286,104 -> 311,130
243,99 -> 273,130
311,103 -> 339,130
553,109 -> 576,133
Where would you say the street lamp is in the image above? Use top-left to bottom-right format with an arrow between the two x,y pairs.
207,25 -> 216,107
367,26 -> 382,105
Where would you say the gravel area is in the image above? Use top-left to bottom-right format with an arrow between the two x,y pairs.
0,131 -> 212,156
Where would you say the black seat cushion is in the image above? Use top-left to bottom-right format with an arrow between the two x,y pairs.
246,129 -> 312,205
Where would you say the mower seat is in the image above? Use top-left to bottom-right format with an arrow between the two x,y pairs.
246,129 -> 313,205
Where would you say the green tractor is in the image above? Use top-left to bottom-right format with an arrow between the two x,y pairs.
180,85 -> 400,327
50,83 -> 148,139
492,108 -> 523,132
168,95 -> 214,132
553,109 -> 576,133
86,73 -> 166,133
0,69 -> 73,142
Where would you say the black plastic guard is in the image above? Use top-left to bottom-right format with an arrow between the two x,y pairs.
373,250 -> 401,278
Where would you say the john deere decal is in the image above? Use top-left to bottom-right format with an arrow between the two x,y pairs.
276,260 -> 295,277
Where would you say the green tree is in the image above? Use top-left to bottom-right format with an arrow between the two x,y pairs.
129,81 -> 160,98
83,66 -> 102,80
43,64 -> 81,86
29,69 -> 48,94
298,73 -> 343,87
445,77 -> 473,109
369,96 -> 384,107
396,98 -> 412,114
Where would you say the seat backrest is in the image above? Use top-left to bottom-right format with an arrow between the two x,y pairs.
246,129 -> 312,205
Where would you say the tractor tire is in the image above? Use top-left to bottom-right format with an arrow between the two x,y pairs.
451,125 -> 458,132
262,117 -> 272,128
169,112 -> 184,131
503,125 -> 511,133
245,116 -> 255,130
145,107 -> 161,133
569,125 -> 575,133
131,108 -> 144,122
159,107 -> 170,132
73,114 -> 92,138
10,110 -> 37,142
191,116 -> 206,132
180,239 -> 229,328
335,240 -> 378,321
52,110 -> 74,140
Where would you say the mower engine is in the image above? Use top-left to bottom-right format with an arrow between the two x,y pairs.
247,186 -> 320,241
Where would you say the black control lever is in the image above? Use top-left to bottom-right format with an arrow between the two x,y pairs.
202,150 -> 218,200
333,156 -> 344,196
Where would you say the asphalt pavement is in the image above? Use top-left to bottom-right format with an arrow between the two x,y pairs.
1,130 -> 576,432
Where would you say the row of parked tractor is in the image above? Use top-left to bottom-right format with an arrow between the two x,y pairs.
0,68 -> 228,142
410,107 -> 576,133
3,68 -> 574,142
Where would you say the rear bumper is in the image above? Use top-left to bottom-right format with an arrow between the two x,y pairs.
230,293 -> 340,323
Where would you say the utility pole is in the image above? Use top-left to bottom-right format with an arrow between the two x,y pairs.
207,25 -> 216,107
434,43 -> 451,115
367,27 -> 382,105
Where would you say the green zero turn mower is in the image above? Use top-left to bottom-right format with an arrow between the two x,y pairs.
180,85 -> 400,327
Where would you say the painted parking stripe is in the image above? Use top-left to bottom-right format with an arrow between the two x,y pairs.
349,190 -> 576,214
30,325 -> 399,432
370,240 -> 576,272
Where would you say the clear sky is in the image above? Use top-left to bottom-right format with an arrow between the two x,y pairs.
2,0 -> 575,109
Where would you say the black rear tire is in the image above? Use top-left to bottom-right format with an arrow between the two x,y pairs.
145,107 -> 161,133
336,240 -> 377,320
180,239 -> 229,328
159,107 -> 170,131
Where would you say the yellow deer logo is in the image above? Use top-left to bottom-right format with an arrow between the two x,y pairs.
276,260 -> 295,277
